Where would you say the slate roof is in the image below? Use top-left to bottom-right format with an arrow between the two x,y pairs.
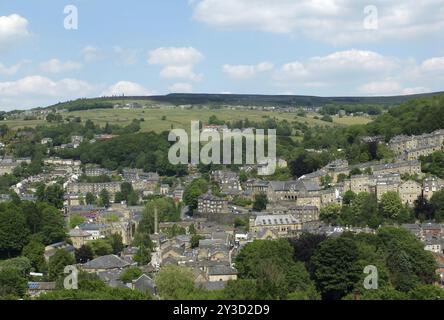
82,254 -> 130,270
133,274 -> 156,295
208,265 -> 238,276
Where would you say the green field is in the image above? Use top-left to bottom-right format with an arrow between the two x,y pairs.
1,107 -> 372,133
332,115 -> 374,125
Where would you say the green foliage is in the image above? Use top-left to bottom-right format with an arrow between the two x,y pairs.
184,178 -> 209,210
75,245 -> 94,264
235,240 -> 319,300
120,267 -> 143,283
253,192 -> 268,212
134,244 -> 152,266
85,192 -> 96,205
408,285 -> 444,300
289,153 -> 322,178
377,227 -> 438,292
89,239 -> 113,257
70,214 -> 86,229
231,196 -> 252,207
98,189 -> 110,208
190,235 -> 204,249
38,271 -> 152,300
421,152 -> 444,178
36,184 -> 65,209
0,203 -> 30,257
311,236 -> 362,300
430,190 -> 444,222
0,268 -> 28,298
22,240 -> 45,272
165,224 -> 186,239
106,234 -> 124,255
379,192 -> 404,219
115,182 -> 139,205
48,249 -> 75,281
57,132 -> 187,176
155,266 -> 198,300
222,279 -> 258,300
320,204 -> 342,225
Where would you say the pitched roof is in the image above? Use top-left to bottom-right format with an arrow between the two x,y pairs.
208,265 -> 238,276
133,274 -> 156,294
82,254 -> 130,270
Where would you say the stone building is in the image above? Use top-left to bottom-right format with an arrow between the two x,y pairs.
197,191 -> 229,216
249,214 -> 302,238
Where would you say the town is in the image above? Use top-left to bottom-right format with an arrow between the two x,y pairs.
1,99 -> 444,300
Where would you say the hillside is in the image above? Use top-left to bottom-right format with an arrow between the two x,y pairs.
46,91 -> 444,111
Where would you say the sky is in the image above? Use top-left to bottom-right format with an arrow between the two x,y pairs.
0,0 -> 444,110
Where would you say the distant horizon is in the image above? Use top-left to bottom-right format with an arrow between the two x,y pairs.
1,2 -> 444,111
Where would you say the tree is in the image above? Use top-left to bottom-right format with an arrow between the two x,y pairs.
414,194 -> 433,221
155,266 -> 197,300
120,267 -> 143,283
253,193 -> 268,212
235,240 -> 294,279
0,268 -> 27,298
223,279 -> 258,300
98,189 -> 110,208
38,204 -> 66,245
285,262 -> 320,300
320,203 -> 342,225
85,192 -> 96,205
343,287 -> 408,300
342,190 -> 357,205
22,240 -> 46,272
48,249 -> 75,281
289,153 -> 320,178
377,227 -> 438,292
379,192 -> 403,220
75,245 -> 94,264
430,190 -> 444,222
190,234 -> 204,249
409,285 -> 444,300
289,233 -> 326,269
107,234 -> 124,255
0,205 -> 30,257
134,244 -> 151,266
89,239 -> 113,257
311,236 -> 361,300
350,192 -> 381,228
70,214 -> 86,228
320,175 -> 333,189
184,178 -> 208,210
44,184 -> 65,209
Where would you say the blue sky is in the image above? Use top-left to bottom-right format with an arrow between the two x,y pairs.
1,0 -> 444,110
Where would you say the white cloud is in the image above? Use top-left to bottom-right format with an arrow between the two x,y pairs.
0,75 -> 94,110
223,62 -> 273,79
114,46 -> 140,65
169,83 -> 193,93
0,60 -> 28,76
40,59 -> 82,74
274,49 -> 397,84
421,56 -> 444,72
148,47 -> 204,82
148,47 -> 203,66
160,64 -> 203,81
0,14 -> 30,48
271,49 -> 441,96
103,81 -> 154,96
82,46 -> 102,62
190,0 -> 444,44
358,80 -> 430,96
